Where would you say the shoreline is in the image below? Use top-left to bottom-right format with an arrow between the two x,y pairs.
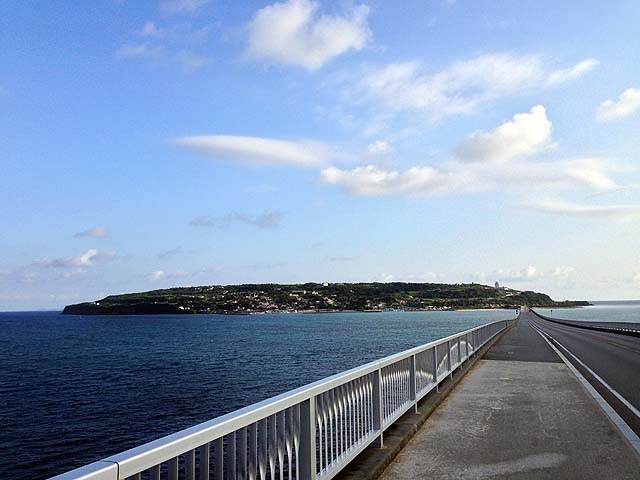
63,306 -> 525,317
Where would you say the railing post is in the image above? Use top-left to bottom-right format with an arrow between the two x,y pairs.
433,346 -> 439,393
168,457 -> 178,480
299,397 -> 317,480
372,369 -> 384,447
465,332 -> 470,359
213,437 -> 223,480
447,340 -> 453,379
199,443 -> 210,480
410,354 -> 417,413
185,449 -> 195,480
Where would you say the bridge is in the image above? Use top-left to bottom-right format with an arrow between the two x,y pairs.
50,310 -> 640,480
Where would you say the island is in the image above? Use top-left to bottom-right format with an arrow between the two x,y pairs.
62,282 -> 591,315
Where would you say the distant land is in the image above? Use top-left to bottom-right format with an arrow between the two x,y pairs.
62,282 -> 591,315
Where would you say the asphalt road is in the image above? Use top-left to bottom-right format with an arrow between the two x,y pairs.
527,310 -> 640,437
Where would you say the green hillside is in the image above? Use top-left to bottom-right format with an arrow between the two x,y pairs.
62,282 -> 590,315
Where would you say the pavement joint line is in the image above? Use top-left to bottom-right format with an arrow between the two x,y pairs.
529,321 -> 640,457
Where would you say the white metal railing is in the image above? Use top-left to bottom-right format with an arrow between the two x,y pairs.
50,318 -> 511,480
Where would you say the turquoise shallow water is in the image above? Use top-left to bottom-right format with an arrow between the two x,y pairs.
535,300 -> 640,323
0,309 -> 515,480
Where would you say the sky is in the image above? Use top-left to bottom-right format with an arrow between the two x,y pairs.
2,0 -> 640,310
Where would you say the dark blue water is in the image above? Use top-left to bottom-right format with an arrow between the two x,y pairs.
0,310 -> 515,479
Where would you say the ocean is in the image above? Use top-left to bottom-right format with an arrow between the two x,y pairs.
535,300 -> 640,323
1,309 -> 515,479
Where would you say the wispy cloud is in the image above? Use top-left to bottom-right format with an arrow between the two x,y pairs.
140,21 -> 165,38
160,0 -> 209,14
481,265 -> 576,283
74,226 -> 109,239
329,255 -> 358,262
546,58 -> 599,86
358,54 -> 597,118
116,43 -> 164,60
596,88 -> 640,121
157,247 -> 183,260
320,157 -> 616,197
190,211 -> 286,229
242,262 -> 287,271
117,11 -> 211,71
174,135 -> 332,167
146,270 -> 189,281
366,140 -> 392,156
377,272 -> 438,283
245,0 -> 371,70
174,50 -> 209,71
36,249 -> 118,269
147,270 -> 166,281
145,266 -> 220,283
524,199 -> 640,218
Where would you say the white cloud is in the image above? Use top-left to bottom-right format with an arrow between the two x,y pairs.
359,54 -> 597,118
320,106 -> 618,197
38,249 -> 118,269
74,226 -> 109,239
596,88 -> 640,121
190,211 -> 285,229
546,58 -> 599,86
174,135 -> 332,167
524,200 -> 640,218
245,0 -> 371,70
320,165 -> 444,196
160,0 -> 209,14
367,140 -> 392,155
320,158 -> 617,197
455,105 -> 552,163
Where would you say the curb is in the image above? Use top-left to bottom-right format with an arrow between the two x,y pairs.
334,320 -> 516,480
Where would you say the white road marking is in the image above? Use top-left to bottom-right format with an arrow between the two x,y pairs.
529,321 -> 640,456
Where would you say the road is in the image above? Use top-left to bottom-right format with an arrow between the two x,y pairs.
378,311 -> 640,479
526,310 -> 640,438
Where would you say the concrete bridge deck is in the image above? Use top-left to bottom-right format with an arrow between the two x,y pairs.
378,313 -> 640,479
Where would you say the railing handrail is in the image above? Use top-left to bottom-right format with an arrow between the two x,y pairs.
50,316 -> 514,480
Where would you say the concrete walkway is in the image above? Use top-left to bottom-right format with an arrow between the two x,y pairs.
379,318 -> 640,479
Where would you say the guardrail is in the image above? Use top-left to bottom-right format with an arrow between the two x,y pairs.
531,310 -> 640,338
50,318 -> 512,480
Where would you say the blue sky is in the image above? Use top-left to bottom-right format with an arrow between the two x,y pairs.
2,0 -> 640,310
